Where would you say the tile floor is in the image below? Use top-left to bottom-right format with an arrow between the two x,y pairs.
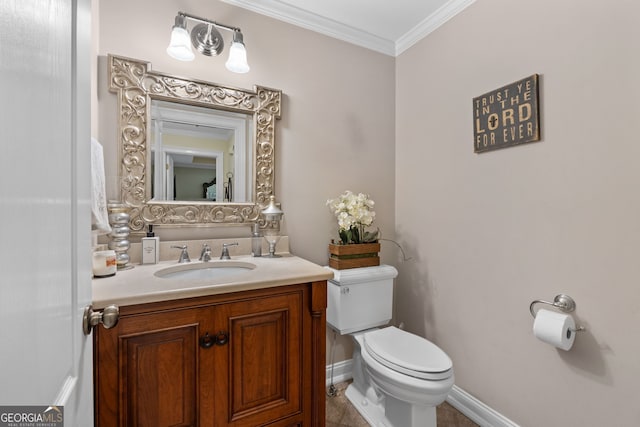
326,381 -> 478,427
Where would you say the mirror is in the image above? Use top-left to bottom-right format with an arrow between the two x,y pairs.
150,100 -> 251,203
108,55 -> 281,233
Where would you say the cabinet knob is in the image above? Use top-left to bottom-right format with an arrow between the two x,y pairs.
214,331 -> 229,346
199,332 -> 214,349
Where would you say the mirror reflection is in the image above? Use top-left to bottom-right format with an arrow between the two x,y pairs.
150,101 -> 253,202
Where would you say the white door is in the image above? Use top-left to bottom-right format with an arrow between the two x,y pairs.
0,1 -> 93,426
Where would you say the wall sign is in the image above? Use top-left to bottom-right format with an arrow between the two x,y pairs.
473,74 -> 540,153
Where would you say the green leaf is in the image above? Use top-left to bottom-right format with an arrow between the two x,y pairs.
351,226 -> 360,244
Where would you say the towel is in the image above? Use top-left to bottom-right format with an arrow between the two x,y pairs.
91,138 -> 112,235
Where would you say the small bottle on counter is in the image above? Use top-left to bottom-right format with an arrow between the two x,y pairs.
251,223 -> 262,257
142,224 -> 160,264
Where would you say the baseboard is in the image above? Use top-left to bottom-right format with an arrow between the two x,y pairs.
325,359 -> 353,387
325,359 -> 520,427
446,385 -> 520,427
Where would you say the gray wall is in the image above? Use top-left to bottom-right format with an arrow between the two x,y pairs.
395,0 -> 640,425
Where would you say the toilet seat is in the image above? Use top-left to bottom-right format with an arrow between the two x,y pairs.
363,327 -> 453,381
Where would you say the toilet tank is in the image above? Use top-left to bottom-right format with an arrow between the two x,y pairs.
326,265 -> 398,335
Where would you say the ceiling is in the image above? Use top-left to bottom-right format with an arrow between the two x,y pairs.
221,0 -> 475,56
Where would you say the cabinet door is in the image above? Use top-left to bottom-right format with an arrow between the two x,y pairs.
95,307 -> 212,427
211,291 -> 304,426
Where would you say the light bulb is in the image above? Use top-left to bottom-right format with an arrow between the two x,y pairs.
225,31 -> 249,73
167,16 -> 194,61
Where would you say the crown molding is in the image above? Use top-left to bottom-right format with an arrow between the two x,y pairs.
221,0 -> 474,57
395,0 -> 476,55
221,0 -> 395,55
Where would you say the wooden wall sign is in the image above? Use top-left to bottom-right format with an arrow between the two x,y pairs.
473,74 -> 540,153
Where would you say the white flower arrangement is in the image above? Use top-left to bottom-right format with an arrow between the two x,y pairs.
327,190 -> 379,244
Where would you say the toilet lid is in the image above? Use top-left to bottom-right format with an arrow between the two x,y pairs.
363,327 -> 453,381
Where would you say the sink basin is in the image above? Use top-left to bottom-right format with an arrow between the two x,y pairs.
154,261 -> 256,280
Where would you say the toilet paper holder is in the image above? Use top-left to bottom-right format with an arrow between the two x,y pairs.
530,294 -> 585,332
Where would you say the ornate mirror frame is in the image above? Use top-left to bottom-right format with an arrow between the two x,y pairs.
108,54 -> 281,233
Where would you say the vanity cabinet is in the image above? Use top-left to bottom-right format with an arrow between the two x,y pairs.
94,281 -> 327,427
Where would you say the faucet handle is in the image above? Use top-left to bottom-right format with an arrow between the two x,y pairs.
199,243 -> 212,262
171,245 -> 191,263
220,242 -> 239,260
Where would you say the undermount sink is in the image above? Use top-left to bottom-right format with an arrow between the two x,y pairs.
154,261 -> 256,280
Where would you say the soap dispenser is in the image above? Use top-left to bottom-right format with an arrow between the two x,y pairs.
251,223 -> 262,257
142,224 -> 160,264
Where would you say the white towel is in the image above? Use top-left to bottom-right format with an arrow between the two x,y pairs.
91,138 -> 112,235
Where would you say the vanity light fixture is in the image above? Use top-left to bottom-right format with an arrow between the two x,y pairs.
166,12 -> 250,73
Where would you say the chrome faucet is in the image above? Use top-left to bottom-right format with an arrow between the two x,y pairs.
170,245 -> 191,263
220,242 -> 239,260
199,243 -> 212,262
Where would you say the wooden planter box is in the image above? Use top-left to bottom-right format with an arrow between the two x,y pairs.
328,243 -> 380,270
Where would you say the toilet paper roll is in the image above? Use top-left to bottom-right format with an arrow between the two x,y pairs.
532,308 -> 576,351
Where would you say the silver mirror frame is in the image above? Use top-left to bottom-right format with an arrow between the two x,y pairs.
108,55 -> 281,233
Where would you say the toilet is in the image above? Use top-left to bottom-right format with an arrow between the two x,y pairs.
326,265 -> 454,427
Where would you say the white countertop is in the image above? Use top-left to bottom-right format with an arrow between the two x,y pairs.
92,253 -> 334,309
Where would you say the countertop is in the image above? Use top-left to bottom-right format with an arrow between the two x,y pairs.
92,253 -> 334,309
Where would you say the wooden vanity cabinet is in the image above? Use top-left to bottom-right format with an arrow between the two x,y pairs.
94,281 -> 327,427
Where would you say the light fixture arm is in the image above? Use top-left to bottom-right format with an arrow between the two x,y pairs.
177,11 -> 241,35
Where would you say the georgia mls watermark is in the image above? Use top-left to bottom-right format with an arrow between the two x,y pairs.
0,406 -> 63,427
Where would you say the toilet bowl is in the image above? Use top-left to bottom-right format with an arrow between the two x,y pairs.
347,327 -> 454,427
362,326 -> 454,405
326,265 -> 454,427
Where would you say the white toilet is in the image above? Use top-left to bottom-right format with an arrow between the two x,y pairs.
326,265 -> 454,427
